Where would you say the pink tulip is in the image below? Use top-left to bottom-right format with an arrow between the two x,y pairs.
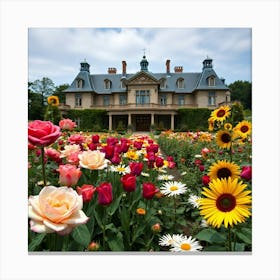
57,164 -> 82,187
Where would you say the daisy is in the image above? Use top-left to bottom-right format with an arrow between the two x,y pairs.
160,181 -> 187,197
170,236 -> 203,252
158,174 -> 175,181
188,194 -> 201,208
199,177 -> 252,228
141,172 -> 150,177
159,234 -> 184,247
110,164 -> 130,175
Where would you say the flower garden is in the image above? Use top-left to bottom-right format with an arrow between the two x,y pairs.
28,104 -> 252,252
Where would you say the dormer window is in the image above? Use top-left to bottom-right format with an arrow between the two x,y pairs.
120,79 -> 126,89
104,79 -> 112,89
159,78 -> 167,89
207,76 -> 216,86
176,78 -> 184,89
76,79 -> 84,88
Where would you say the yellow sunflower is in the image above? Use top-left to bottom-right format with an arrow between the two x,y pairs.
208,160 -> 240,181
199,177 -> 251,228
216,130 -> 232,149
234,120 -> 252,139
47,95 -> 59,106
210,105 -> 231,123
224,123 -> 232,130
208,117 -> 215,131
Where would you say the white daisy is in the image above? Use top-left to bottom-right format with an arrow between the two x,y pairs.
110,164 -> 130,175
181,171 -> 187,176
159,234 -> 185,247
141,172 -> 150,177
160,181 -> 187,197
158,174 -> 175,181
200,219 -> 209,228
188,194 -> 201,208
170,236 -> 203,252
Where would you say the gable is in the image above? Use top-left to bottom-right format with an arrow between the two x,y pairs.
126,71 -> 159,86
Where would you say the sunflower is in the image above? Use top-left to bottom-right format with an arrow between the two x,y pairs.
199,177 -> 251,228
216,130 -> 232,149
234,120 -> 252,139
224,123 -> 232,130
47,95 -> 59,106
208,117 -> 215,131
210,105 -> 231,122
208,160 -> 240,181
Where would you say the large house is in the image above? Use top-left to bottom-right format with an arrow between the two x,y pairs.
61,56 -> 230,131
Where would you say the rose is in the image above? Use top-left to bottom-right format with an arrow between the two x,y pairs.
68,134 -> 85,145
91,134 -> 100,144
121,174 -> 137,192
77,184 -> 96,202
59,119 -> 76,131
155,157 -> 164,168
57,164 -> 82,187
28,120 -> 61,146
202,175 -> 210,186
78,150 -> 109,170
28,186 -> 89,235
60,144 -> 81,158
45,147 -> 61,163
96,182 -> 113,205
129,162 -> 143,176
142,182 -> 159,199
240,166 -> 252,181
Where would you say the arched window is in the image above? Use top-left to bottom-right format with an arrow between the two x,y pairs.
207,76 -> 216,86
104,79 -> 112,89
120,79 -> 126,89
176,78 -> 184,89
76,79 -> 84,88
159,78 -> 167,89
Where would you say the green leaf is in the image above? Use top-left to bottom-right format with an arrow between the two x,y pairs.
233,242 -> 245,251
71,224 -> 91,247
196,229 -> 226,244
107,232 -> 124,251
28,233 -> 46,251
107,194 -> 122,216
203,245 -> 226,251
235,229 -> 252,244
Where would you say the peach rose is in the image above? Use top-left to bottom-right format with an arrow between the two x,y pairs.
57,164 -> 82,187
78,150 -> 109,170
28,186 -> 89,235
59,118 -> 76,131
60,144 -> 81,158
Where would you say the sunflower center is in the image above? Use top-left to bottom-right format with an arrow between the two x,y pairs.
180,243 -> 191,251
241,125 -> 249,133
170,186 -> 178,191
221,133 -> 231,143
216,193 -> 236,212
217,109 -> 226,118
217,167 -> 232,179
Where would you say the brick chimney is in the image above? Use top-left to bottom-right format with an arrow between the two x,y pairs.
166,59 -> 170,74
122,61 -> 127,76
108,67 -> 117,74
174,66 -> 183,73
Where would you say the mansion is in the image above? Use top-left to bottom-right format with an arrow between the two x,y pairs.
61,56 -> 230,131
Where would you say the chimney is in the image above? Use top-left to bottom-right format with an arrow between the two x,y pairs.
108,67 -> 117,74
122,61 -> 127,76
174,66 -> 183,73
166,59 -> 170,74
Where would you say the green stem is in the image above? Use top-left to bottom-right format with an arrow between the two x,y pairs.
173,196 -> 177,231
228,227 -> 232,251
41,147 -> 46,186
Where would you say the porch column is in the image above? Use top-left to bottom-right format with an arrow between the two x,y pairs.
109,114 -> 112,131
128,113 -> 132,125
151,113 -> 154,125
171,114 -> 174,130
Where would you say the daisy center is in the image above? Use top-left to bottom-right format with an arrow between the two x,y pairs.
170,186 -> 179,191
180,243 -> 191,250
217,109 -> 226,118
241,125 -> 249,133
217,167 -> 232,179
216,193 -> 236,212
221,133 -> 231,143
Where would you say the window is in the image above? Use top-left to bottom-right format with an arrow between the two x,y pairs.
75,93 -> 82,107
120,80 -> 126,89
176,78 -> 184,89
136,90 -> 150,105
119,94 -> 127,105
104,79 -> 112,89
159,94 -> 167,105
76,79 -> 84,88
208,92 -> 216,106
103,95 -> 110,106
160,78 -> 167,89
178,95 -> 185,105
208,76 -> 216,86
74,117 -> 81,128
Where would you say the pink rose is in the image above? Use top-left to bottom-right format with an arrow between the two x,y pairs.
77,184 -> 96,202
57,164 -> 82,187
28,186 -> 89,234
28,120 -> 61,146
68,134 -> 85,145
240,166 -> 252,181
59,118 -> 76,130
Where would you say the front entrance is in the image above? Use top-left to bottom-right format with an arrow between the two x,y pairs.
134,115 -> 151,131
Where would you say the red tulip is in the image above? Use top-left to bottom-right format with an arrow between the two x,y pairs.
202,175 -> 210,186
121,174 -> 137,192
96,182 -> 113,205
77,184 -> 96,202
240,166 -> 252,181
129,162 -> 143,176
155,157 -> 164,168
142,182 -> 159,199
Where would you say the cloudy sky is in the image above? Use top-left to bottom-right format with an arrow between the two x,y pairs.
28,28 -> 251,87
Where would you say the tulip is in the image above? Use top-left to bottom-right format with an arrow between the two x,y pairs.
121,174 -> 137,192
77,184 -> 96,202
129,162 -> 143,176
142,182 -> 159,199
240,166 -> 252,181
202,175 -> 210,186
57,164 -> 82,187
96,182 -> 113,205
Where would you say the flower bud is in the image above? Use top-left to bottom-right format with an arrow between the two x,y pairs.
88,241 -> 100,251
151,223 -> 161,233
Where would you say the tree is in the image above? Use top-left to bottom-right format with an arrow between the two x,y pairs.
28,82 -> 44,120
228,80 -> 252,110
53,84 -> 69,104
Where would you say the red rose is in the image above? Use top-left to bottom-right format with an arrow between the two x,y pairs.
77,184 -> 96,202
129,162 -> 143,176
142,182 -> 159,199
96,182 -> 113,205
28,120 -> 61,146
202,175 -> 210,186
155,157 -> 164,168
121,174 -> 137,192
240,166 -> 252,181
91,134 -> 100,144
